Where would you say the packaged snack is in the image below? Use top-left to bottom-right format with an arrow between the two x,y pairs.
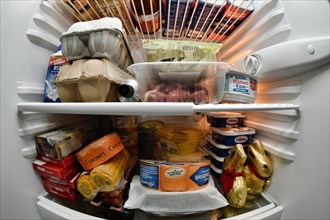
35,128 -> 86,160
43,45 -> 66,102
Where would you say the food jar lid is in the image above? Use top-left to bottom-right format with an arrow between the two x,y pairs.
156,127 -> 204,140
206,111 -> 244,118
212,127 -> 256,135
142,120 -> 165,129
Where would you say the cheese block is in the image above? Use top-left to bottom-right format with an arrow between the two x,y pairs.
140,159 -> 210,192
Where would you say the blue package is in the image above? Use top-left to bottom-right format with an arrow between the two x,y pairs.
211,127 -> 255,146
43,46 -> 66,102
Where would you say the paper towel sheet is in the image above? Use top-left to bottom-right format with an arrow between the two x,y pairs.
124,175 -> 228,215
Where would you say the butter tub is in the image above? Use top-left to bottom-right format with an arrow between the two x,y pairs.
211,127 -> 255,146
60,17 -> 133,70
156,127 -> 204,156
55,58 -> 135,102
206,111 -> 244,128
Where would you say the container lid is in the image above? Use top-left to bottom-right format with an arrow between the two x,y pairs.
142,120 -> 165,129
156,127 -> 204,140
210,162 -> 223,174
206,111 -> 244,118
205,134 -> 234,149
211,127 -> 256,136
203,146 -> 225,162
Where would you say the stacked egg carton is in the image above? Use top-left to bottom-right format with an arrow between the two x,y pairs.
204,112 -> 256,178
55,17 -> 135,102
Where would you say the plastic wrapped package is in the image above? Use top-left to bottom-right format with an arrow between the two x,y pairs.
124,175 -> 228,215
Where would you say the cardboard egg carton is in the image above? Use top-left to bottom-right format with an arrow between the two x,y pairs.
60,17 -> 133,70
55,58 -> 135,102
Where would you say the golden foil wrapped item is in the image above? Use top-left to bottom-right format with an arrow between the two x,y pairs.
243,140 -> 273,200
77,174 -> 97,200
220,144 -> 247,208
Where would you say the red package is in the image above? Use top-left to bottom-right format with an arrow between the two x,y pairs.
32,159 -> 78,178
43,179 -> 76,194
37,153 -> 77,169
44,183 -> 77,201
37,167 -> 80,188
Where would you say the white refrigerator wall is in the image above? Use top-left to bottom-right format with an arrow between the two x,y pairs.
1,1 -> 51,220
1,1 -> 329,220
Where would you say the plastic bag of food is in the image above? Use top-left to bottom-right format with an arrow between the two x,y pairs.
142,39 -> 222,62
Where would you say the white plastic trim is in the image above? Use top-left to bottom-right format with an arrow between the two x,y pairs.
244,120 -> 299,140
21,146 -> 37,159
17,102 -> 301,116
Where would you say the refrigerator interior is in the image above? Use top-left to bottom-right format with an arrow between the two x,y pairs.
1,0 -> 329,219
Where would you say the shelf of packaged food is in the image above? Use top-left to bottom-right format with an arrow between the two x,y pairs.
17,102 -> 300,116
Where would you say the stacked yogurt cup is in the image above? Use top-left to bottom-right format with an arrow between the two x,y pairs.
55,17 -> 135,102
204,112 -> 256,177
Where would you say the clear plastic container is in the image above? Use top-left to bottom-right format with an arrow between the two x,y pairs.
156,127 -> 204,156
125,62 -> 231,104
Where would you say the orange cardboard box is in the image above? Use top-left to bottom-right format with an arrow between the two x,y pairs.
140,160 -> 210,192
76,133 -> 124,170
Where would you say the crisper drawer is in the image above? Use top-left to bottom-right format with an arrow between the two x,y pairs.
37,191 -> 283,220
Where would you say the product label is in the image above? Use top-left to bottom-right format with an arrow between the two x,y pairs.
190,166 -> 210,187
234,135 -> 249,144
226,117 -> 239,125
136,11 -> 160,33
43,54 -> 66,103
140,162 -> 159,189
165,167 -> 186,178
225,73 -> 257,98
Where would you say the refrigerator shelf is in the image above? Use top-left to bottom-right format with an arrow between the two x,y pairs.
36,190 -> 283,220
17,102 -> 300,116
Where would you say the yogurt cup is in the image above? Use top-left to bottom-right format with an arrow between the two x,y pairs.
203,145 -> 225,170
206,111 -> 244,128
211,127 -> 255,146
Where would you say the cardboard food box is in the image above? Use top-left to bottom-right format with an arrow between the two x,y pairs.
55,58 -> 135,102
32,159 -> 78,179
37,153 -> 77,169
35,128 -> 86,160
40,171 -> 81,189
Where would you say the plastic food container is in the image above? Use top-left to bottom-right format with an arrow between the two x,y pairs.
205,134 -> 233,158
209,162 -> 223,179
111,115 -> 138,129
206,112 -> 244,128
156,127 -> 204,156
60,17 -> 134,70
125,62 -> 231,104
203,146 -> 225,170
211,127 -> 255,146
222,70 -> 258,103
55,59 -> 135,102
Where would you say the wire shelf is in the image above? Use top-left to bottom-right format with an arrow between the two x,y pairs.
54,0 -> 255,43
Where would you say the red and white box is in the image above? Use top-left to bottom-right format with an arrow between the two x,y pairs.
37,153 -> 77,169
37,167 -> 80,188
32,159 -> 79,178
44,183 -> 78,201
43,178 -> 76,194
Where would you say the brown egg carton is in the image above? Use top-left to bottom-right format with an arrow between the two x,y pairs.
55,58 -> 135,102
